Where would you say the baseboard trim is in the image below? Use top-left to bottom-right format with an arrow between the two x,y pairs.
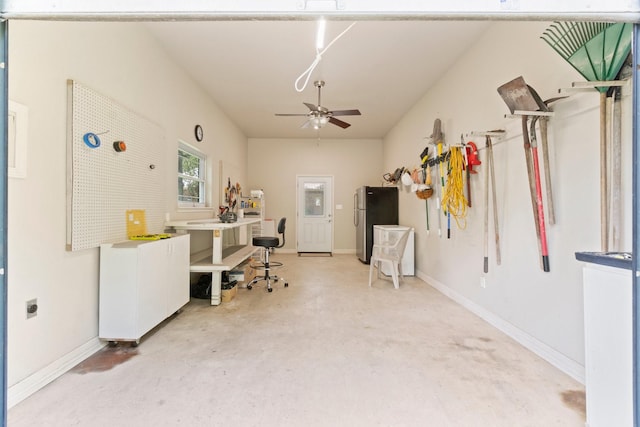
417,270 -> 585,385
8,337 -> 105,408
276,249 -> 356,255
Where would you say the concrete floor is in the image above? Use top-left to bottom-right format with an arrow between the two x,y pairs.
8,254 -> 585,426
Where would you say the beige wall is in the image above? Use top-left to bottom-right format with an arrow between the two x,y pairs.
383,21 -> 633,379
247,138 -> 383,252
7,20 -> 246,404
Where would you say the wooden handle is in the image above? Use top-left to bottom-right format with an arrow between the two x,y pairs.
488,137 -> 501,265
600,91 -> 608,251
539,117 -> 555,225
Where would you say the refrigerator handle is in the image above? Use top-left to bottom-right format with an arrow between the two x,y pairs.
353,192 -> 358,226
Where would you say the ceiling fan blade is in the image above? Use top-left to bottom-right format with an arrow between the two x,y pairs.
275,113 -> 309,117
304,102 -> 319,112
330,109 -> 361,117
329,117 -> 351,129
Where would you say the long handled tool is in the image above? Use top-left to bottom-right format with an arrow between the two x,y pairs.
424,167 -> 430,235
483,135 -> 501,273
463,135 -> 471,207
534,95 -> 566,227
611,87 -> 622,250
431,119 -> 444,238
420,147 -> 431,235
529,117 -> 550,272
499,77 -> 566,271
487,136 -> 501,266
538,117 -> 555,225
541,22 -> 632,251
498,77 -> 545,269
445,153 -> 452,239
522,115 -> 543,268
483,144 -> 489,273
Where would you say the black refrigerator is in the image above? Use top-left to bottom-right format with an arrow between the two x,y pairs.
354,186 -> 399,263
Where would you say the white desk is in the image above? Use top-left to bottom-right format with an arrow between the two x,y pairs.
165,218 -> 260,305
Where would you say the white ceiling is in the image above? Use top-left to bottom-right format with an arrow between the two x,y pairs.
145,20 -> 490,139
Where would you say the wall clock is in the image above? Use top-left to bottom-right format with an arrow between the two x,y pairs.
194,124 -> 203,142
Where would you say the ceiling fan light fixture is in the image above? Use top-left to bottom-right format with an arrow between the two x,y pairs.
310,115 -> 329,129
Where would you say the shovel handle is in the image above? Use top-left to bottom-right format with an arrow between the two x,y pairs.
539,118 -> 555,225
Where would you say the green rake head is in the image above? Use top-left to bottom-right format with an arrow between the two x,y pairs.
541,22 -> 632,92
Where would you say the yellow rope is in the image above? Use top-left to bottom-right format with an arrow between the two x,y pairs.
442,147 -> 468,229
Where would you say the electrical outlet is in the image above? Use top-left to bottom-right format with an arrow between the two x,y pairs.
26,298 -> 38,319
480,277 -> 487,288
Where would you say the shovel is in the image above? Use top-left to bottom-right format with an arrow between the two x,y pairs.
498,77 -> 548,271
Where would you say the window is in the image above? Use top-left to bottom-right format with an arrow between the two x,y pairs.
178,141 -> 206,207
304,182 -> 325,216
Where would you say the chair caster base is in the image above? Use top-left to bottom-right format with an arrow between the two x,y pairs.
268,288 -> 273,293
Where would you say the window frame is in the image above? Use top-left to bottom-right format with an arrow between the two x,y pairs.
177,140 -> 207,208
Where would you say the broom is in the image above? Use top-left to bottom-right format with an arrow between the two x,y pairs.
541,22 -> 632,251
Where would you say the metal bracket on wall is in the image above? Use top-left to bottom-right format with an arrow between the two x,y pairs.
558,79 -> 629,93
504,110 -> 554,119
466,130 -> 506,151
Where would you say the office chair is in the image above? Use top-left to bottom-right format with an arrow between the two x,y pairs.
247,217 -> 288,293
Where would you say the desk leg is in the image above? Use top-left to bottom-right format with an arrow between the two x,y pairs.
210,229 -> 223,306
210,272 -> 222,306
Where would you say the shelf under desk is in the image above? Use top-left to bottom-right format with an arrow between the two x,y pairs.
190,245 -> 257,273
165,218 -> 261,305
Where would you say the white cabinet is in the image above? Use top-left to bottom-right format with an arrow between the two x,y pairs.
582,263 -> 633,427
99,234 -> 190,343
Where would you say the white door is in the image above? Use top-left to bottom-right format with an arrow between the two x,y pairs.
297,176 -> 333,253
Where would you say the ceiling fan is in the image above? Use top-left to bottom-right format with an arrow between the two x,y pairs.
275,80 -> 361,129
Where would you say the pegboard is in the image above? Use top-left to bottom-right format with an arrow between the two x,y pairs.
66,80 -> 166,251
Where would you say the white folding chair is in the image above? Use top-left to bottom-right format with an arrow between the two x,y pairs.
368,228 -> 411,289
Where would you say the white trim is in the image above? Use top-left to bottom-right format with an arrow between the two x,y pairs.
2,0 -> 638,20
7,338 -> 105,408
416,269 -> 586,385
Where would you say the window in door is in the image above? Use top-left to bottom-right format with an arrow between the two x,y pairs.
304,182 -> 326,216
